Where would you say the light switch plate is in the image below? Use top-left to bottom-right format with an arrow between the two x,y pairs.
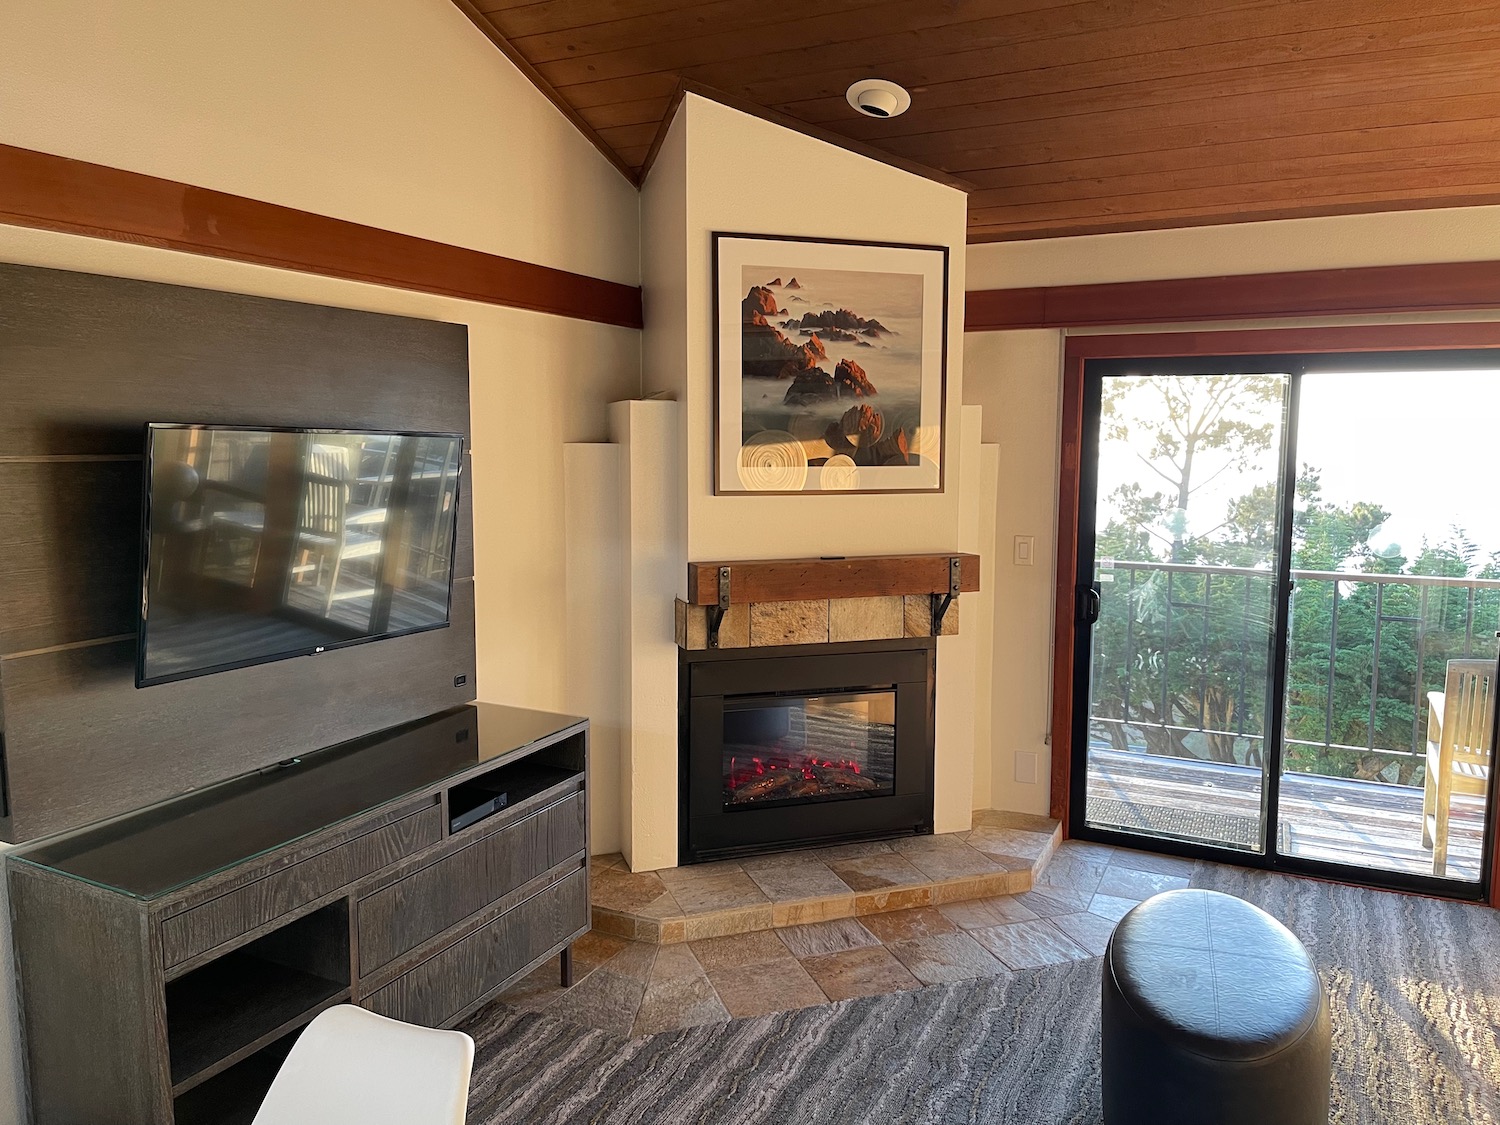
1014,535 -> 1035,566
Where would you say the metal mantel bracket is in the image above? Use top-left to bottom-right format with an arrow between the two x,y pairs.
707,566 -> 731,648
931,556 -> 962,635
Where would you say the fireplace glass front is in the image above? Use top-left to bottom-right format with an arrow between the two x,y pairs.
723,692 -> 896,809
680,640 -> 935,863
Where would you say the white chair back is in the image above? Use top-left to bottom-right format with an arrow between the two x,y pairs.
252,1005 -> 474,1125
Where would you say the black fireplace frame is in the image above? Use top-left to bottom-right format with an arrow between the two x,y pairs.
679,638 -> 936,864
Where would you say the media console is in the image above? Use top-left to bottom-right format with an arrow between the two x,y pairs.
6,703 -> 589,1125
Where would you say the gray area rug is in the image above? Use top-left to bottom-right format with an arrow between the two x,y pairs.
461,868 -> 1500,1124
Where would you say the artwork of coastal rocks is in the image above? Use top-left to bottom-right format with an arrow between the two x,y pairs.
733,264 -> 930,487
783,358 -> 878,406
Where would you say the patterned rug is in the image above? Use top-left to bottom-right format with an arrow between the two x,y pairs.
461,868 -> 1500,1124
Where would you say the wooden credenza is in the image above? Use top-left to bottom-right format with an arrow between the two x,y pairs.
6,703 -> 589,1125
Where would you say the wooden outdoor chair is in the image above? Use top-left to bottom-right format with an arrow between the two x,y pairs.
1423,658 -> 1496,877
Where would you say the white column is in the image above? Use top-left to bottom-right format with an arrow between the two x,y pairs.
609,399 -> 683,871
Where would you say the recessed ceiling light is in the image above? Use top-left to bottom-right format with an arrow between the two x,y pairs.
846,79 -> 911,119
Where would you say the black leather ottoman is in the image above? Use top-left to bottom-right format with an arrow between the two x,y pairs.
1101,888 -> 1330,1125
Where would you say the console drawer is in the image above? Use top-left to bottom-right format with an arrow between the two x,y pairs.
364,864 -> 587,1028
357,790 -> 585,974
161,805 -> 442,969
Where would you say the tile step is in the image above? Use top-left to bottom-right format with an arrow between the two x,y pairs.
589,811 -> 1061,945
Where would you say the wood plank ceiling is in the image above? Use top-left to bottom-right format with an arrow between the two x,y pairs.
457,0 -> 1500,242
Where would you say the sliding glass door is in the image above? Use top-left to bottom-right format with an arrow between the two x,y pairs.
1080,371 -> 1290,856
1072,354 -> 1498,896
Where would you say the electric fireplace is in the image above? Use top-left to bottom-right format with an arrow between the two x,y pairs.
680,639 -> 935,863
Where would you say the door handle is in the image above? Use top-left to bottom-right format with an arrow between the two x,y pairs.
1078,582 -> 1102,626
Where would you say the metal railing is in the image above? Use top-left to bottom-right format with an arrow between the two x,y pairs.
1089,559 -> 1500,785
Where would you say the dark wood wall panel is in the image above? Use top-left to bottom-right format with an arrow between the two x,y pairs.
0,582 -> 475,841
462,0 -> 1500,240
0,263 -> 477,842
0,265 -> 471,458
0,460 -> 141,655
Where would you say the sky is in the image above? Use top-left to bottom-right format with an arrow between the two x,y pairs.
1299,369 -> 1500,564
1096,369 -> 1500,569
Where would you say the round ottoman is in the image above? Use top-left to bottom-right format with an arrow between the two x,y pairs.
1101,888 -> 1330,1125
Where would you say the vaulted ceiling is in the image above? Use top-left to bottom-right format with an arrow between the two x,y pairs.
456,0 -> 1500,243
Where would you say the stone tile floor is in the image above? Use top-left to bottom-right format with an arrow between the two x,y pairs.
588,811 -> 1062,943
495,839 -> 1196,1038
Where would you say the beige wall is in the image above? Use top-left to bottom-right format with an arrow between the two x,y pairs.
963,207 -> 1500,819
961,329 -> 1062,817
968,204 -> 1500,289
1,0 -> 640,286
627,95 -> 984,865
675,96 -> 971,564
0,1 -> 644,1118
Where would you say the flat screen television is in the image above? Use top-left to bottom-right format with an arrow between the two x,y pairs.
138,423 -> 464,687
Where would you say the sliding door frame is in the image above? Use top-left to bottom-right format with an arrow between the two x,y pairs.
1051,323 -> 1500,907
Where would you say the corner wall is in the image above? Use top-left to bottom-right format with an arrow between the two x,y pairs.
0,1 -> 642,1119
963,206 -> 1500,817
672,96 -> 970,564
630,95 -> 983,870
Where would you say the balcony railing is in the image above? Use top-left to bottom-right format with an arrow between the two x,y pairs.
1089,559 -> 1500,786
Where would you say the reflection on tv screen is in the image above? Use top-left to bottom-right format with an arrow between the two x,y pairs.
139,425 -> 463,687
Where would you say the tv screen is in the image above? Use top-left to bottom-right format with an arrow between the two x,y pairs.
138,424 -> 464,687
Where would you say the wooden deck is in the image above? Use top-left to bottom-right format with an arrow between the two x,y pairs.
1086,749 -> 1485,883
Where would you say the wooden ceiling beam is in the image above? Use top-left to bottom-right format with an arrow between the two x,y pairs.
965,261 -> 1500,331
0,144 -> 644,329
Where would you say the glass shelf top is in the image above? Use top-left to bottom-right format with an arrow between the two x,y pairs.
9,703 -> 585,901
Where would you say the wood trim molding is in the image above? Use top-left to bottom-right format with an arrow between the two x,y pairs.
1049,352 -> 1085,827
0,144 -> 644,329
1063,321 -> 1500,358
449,0 -> 639,188
965,260 -> 1500,332
637,81 -> 690,186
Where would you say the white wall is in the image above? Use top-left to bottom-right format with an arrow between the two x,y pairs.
0,1 -> 643,1118
963,207 -> 1500,817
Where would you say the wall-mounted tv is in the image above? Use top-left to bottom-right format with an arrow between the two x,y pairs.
138,424 -> 464,687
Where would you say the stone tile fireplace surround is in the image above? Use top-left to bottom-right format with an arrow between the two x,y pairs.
585,399 -> 1000,879
671,553 -> 982,873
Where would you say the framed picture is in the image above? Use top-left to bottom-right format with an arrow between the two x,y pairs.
713,232 -> 949,494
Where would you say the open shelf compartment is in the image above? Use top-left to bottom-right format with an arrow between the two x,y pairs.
447,732 -> 584,834
166,900 -> 350,1093
172,1027 -> 299,1125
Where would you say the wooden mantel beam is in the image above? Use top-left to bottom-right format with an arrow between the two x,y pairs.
686,554 -> 980,606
